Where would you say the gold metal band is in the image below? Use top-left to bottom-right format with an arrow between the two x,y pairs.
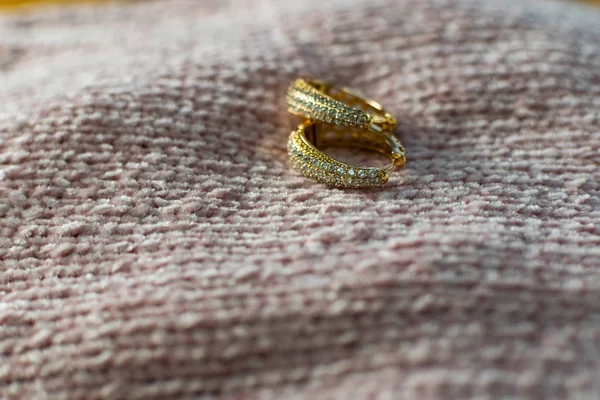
286,78 -> 397,134
288,121 -> 406,188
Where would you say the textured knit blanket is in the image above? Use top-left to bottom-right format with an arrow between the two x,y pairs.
1,0 -> 600,399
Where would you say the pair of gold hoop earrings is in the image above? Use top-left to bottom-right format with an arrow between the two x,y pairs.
286,78 -> 405,188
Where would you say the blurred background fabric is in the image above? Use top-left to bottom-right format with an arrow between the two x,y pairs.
1,0 -> 600,11
1,0 -> 600,399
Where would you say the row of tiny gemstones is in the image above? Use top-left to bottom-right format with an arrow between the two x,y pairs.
288,133 -> 384,188
287,83 -> 370,129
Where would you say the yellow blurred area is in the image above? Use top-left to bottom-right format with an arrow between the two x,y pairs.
0,0 -> 116,11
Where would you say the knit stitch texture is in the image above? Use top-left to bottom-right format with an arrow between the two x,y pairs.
1,0 -> 600,398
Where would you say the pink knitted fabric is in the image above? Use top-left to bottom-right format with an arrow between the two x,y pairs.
1,0 -> 600,398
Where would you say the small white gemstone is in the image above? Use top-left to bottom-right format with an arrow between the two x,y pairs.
358,170 -> 366,178
369,169 -> 378,177
348,169 -> 355,177
330,164 -> 337,172
337,166 -> 345,175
